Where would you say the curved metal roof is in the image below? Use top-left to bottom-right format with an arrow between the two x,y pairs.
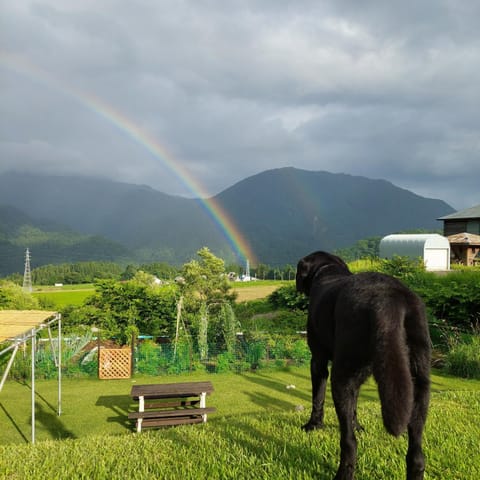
379,234 -> 450,258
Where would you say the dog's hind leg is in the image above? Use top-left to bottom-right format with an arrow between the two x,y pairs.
352,367 -> 370,432
331,369 -> 362,480
406,369 -> 430,480
303,353 -> 329,431
405,309 -> 431,480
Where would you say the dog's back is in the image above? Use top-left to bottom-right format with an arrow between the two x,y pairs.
329,272 -> 429,435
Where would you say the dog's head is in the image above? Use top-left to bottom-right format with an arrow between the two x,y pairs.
296,251 -> 350,296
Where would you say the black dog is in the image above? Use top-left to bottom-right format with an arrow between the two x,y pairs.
296,251 -> 431,480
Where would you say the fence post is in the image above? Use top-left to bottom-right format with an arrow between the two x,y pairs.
96,330 -> 101,378
131,332 -> 136,376
189,343 -> 193,372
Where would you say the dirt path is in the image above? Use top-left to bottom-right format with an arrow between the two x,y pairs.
233,284 -> 280,302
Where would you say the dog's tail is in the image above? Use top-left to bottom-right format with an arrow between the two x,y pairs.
373,308 -> 413,437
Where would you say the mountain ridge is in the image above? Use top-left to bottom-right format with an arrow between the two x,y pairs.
0,168 -> 454,274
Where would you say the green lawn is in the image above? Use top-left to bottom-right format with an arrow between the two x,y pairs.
0,367 -> 479,479
31,281 -> 286,308
33,287 -> 95,308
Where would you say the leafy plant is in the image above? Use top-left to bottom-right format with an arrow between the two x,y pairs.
446,335 -> 480,379
377,255 -> 425,280
268,284 -> 308,311
0,281 -> 40,309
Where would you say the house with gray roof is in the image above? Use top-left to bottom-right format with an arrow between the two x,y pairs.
438,205 -> 480,265
438,204 -> 480,236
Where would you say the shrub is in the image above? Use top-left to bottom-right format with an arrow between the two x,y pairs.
446,336 -> 480,379
135,340 -> 160,375
216,352 -> 235,373
414,271 -> 480,330
244,340 -> 267,369
268,284 -> 308,311
290,339 -> 311,365
377,255 -> 425,280
0,281 -> 40,309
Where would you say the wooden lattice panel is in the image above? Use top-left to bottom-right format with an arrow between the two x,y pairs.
99,348 -> 131,379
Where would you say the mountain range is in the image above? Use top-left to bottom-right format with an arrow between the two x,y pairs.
0,168 -> 454,275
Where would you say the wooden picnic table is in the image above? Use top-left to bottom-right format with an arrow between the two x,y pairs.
129,381 -> 215,432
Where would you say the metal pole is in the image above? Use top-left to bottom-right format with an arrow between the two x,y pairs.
31,329 -> 36,444
47,325 -> 58,368
0,344 -> 19,392
58,314 -> 62,416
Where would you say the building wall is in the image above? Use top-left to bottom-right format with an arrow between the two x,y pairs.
443,219 -> 480,236
467,220 -> 480,235
444,220 -> 467,236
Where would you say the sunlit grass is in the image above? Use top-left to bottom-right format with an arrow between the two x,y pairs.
0,367 -> 479,479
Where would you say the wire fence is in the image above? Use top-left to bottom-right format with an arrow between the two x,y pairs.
1,335 -> 311,380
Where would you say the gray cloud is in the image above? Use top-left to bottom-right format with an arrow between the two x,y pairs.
1,0 -> 479,209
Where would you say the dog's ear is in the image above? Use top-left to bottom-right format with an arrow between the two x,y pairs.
297,251 -> 350,295
296,257 -> 312,295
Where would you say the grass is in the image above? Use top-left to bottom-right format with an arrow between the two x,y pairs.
33,290 -> 95,309
31,281 -> 286,308
0,367 -> 479,479
32,284 -> 95,309
33,284 -> 96,292
233,281 -> 287,302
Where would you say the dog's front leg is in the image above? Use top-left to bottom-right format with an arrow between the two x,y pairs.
303,354 -> 329,431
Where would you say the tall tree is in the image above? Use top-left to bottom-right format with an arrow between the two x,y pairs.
178,247 -> 237,348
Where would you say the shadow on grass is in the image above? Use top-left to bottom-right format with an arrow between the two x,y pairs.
0,402 -> 29,443
96,394 -> 133,429
240,372 -> 311,403
3,380 -> 71,443
242,370 -> 379,407
169,413 -> 338,479
32,402 -> 76,440
15,379 -> 59,414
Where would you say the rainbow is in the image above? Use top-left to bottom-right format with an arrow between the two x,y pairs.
0,52 -> 257,264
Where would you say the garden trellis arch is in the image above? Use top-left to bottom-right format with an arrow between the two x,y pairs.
0,310 -> 62,443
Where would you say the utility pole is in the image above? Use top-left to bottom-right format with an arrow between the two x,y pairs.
23,248 -> 32,292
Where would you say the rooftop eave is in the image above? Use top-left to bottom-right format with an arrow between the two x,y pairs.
438,204 -> 480,221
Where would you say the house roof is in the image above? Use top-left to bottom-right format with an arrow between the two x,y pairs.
438,204 -> 480,220
447,232 -> 480,245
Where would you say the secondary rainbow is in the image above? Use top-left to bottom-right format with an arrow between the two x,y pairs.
0,53 -> 257,264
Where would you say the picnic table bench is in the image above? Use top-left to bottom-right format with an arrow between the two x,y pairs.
128,381 -> 215,432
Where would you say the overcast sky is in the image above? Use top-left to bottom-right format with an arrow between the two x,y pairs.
1,1 -> 479,210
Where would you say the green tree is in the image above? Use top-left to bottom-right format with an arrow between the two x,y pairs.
0,281 -> 40,309
180,247 -> 235,304
131,270 -> 157,286
32,261 -> 123,284
283,264 -> 296,281
255,263 -> 269,280
140,262 -> 178,280
72,280 -> 177,343
178,247 -> 237,349
334,236 -> 381,261
121,264 -> 138,281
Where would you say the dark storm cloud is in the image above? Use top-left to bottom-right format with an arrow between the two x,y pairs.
0,0 -> 478,209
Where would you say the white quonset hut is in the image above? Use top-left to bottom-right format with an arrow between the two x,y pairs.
379,234 -> 450,271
